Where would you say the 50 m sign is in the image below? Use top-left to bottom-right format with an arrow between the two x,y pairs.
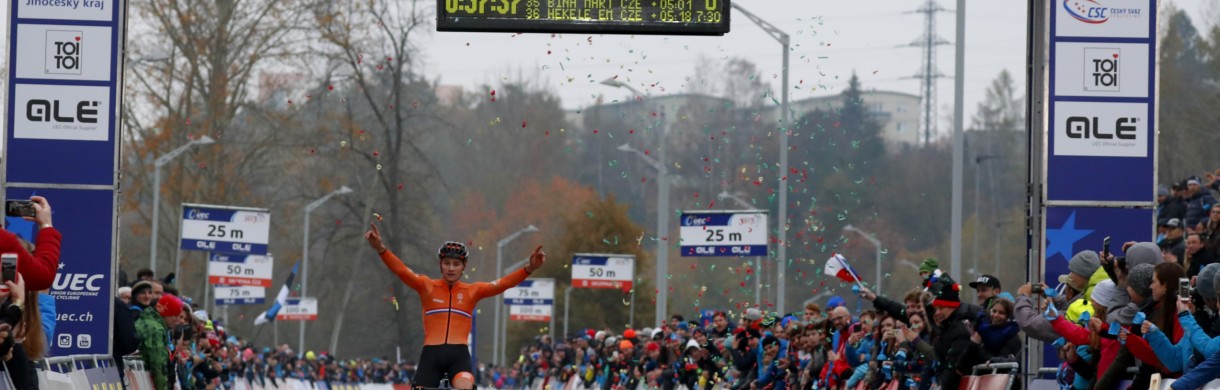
180,204 -> 270,255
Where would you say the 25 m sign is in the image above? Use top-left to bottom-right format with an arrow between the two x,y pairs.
180,204 -> 271,255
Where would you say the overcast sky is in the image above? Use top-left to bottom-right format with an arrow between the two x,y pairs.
416,0 -> 1211,137
0,0 -> 1210,140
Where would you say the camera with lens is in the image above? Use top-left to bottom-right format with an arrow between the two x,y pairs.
172,324 -> 194,341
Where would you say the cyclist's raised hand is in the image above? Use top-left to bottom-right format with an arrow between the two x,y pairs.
366,223 -> 387,253
526,246 -> 546,273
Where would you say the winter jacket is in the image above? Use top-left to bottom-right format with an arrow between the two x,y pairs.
1126,309 -> 1185,374
1065,268 -> 1109,322
967,320 -> 1021,363
1171,347 -> 1220,390
871,295 -> 934,328
1067,345 -> 1096,390
1141,312 -> 1194,373
0,228 -> 61,292
134,305 -> 170,390
1186,191 -> 1217,229
1180,309 -> 1220,365
1159,197 -> 1187,224
1107,301 -> 1142,325
818,327 -> 853,388
38,294 -> 54,350
1051,316 -> 1121,383
1014,294 -> 1060,342
932,304 -> 983,389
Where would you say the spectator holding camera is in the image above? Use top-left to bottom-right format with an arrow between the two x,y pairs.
1,197 -> 60,293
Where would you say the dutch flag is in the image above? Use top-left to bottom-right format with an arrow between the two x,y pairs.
254,261 -> 299,326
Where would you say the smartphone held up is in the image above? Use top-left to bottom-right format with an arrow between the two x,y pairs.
1,253 -> 16,284
3,201 -> 34,219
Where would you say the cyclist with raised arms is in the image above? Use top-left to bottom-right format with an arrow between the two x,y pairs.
365,223 -> 546,389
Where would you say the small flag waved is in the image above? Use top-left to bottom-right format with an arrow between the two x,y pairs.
823,254 -> 863,285
254,261 -> 299,326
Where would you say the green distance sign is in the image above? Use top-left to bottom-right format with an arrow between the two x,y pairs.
437,0 -> 730,35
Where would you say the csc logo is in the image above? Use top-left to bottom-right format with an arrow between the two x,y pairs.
52,274 -> 104,291
26,100 -> 99,123
1065,116 -> 1138,140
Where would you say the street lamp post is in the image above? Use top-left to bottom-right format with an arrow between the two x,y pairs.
563,285 -> 574,339
733,3 -> 791,314
973,155 -> 1000,276
618,143 -> 669,326
719,191 -> 764,306
494,225 -> 539,365
843,225 -> 884,294
150,135 -> 214,276
500,257 -> 529,364
897,259 -> 920,273
300,186 -> 354,352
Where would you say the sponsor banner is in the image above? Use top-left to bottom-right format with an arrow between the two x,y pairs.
679,211 -> 768,257
1041,206 -> 1153,367
17,0 -> 115,22
1052,101 -> 1148,158
207,253 -> 274,287
276,297 -> 318,321
1055,0 -> 1152,39
1053,42 -> 1149,98
571,254 -> 634,290
12,83 -> 109,141
1047,0 -> 1156,203
214,285 -> 266,306
180,204 -> 271,255
509,304 -> 553,322
504,278 -> 555,306
13,24 -> 112,81
4,187 -> 114,356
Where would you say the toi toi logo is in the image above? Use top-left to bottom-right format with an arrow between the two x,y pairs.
45,30 -> 82,75
1084,47 -> 1120,92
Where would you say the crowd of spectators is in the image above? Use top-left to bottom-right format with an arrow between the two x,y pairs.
479,258 -> 1022,390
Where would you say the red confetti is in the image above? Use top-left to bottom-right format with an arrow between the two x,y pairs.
593,129 -> 599,134
522,121 -> 527,128
397,184 -> 404,190
328,85 -> 334,90
373,151 -> 379,156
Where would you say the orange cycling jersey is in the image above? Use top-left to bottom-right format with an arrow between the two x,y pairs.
379,250 -> 530,345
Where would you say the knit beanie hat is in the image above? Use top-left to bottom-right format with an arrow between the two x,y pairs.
930,279 -> 962,308
131,281 -> 153,297
1199,264 -> 1220,301
1091,280 -> 1127,309
157,293 -> 183,318
1127,264 -> 1155,299
745,308 -> 763,321
920,258 -> 939,274
1212,270 -> 1220,303
1069,251 -> 1102,279
1125,242 -> 1163,270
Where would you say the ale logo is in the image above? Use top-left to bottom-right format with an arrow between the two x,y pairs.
1065,116 -> 1138,140
1084,47 -> 1119,92
44,30 -> 82,75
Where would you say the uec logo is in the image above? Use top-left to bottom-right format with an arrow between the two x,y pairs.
1064,0 -> 1109,24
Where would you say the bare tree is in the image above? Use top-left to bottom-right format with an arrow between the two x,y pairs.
122,0 -> 314,297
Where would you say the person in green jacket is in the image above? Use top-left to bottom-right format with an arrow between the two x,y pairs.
132,281 -> 185,390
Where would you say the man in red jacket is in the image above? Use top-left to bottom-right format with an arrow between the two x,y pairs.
1,196 -> 60,292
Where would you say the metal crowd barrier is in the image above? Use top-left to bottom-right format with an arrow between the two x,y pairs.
36,354 -> 126,390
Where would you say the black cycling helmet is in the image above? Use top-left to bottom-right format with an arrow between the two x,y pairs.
438,241 -> 469,261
